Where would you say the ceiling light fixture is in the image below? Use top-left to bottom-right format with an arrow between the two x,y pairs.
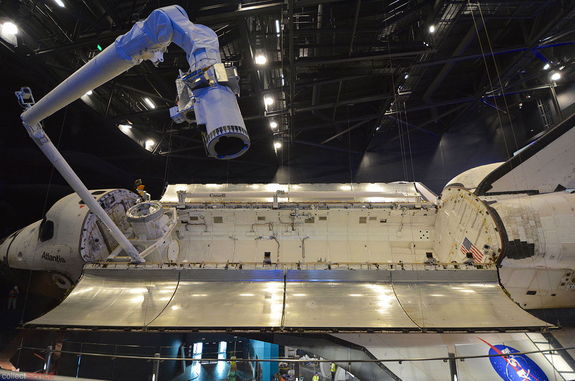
144,97 -> 156,109
255,55 -> 267,65
118,124 -> 132,133
543,63 -> 550,70
428,24 -> 436,33
264,96 -> 274,107
145,139 -> 156,150
273,141 -> 282,149
84,90 -> 93,96
1,22 -> 18,35
269,121 -> 278,129
404,74 -> 409,79
275,20 -> 281,35
53,0 -> 65,7
550,72 -> 561,81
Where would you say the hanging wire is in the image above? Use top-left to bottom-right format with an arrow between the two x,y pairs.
390,69 -> 408,180
41,110 -> 68,215
384,11 -> 409,182
162,123 -> 173,186
467,0 -> 511,160
476,2 -> 519,151
397,104 -> 409,181
401,100 -> 419,289
403,101 -> 416,183
346,106 -> 354,188
27,110 -> 67,324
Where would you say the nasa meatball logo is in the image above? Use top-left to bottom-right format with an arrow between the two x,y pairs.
480,338 -> 548,381
41,251 -> 66,263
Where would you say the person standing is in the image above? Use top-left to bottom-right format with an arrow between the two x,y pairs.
330,362 -> 337,381
228,355 -> 238,381
7,286 -> 19,310
312,372 -> 320,381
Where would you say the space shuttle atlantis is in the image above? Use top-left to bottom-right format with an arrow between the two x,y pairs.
2,5 -> 575,331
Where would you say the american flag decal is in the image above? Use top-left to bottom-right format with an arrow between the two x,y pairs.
460,237 -> 484,262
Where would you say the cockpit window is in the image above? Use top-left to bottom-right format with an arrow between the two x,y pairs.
39,219 -> 55,242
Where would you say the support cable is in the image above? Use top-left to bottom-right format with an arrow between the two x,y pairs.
476,2 -> 519,150
467,0 -> 511,159
403,101 -> 416,183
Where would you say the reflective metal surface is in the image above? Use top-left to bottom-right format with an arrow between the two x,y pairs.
30,270 -> 177,327
284,282 -> 416,328
29,268 -> 550,330
150,279 -> 285,327
393,283 -> 547,328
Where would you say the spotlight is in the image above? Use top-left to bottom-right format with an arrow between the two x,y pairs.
145,139 -> 156,150
255,55 -> 267,65
269,121 -> 278,129
53,0 -> 65,7
264,96 -> 274,107
273,141 -> 282,149
543,63 -> 550,71
84,90 -> 93,96
404,74 -> 409,80
428,25 -> 436,34
1,22 -> 18,35
550,72 -> 561,81
118,124 -> 132,133
144,97 -> 156,109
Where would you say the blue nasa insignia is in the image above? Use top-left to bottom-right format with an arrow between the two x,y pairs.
488,344 -> 548,381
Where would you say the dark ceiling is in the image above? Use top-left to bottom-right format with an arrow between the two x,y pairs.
1,0 -> 575,223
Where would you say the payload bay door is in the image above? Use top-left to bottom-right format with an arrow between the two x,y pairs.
29,266 -> 550,331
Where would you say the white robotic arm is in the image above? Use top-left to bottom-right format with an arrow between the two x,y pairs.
15,5 -> 249,263
21,5 -> 224,126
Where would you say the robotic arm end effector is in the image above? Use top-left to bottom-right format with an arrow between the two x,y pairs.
170,64 -> 249,160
